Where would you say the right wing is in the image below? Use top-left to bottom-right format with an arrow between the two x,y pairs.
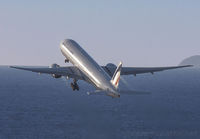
103,65 -> 192,76
121,65 -> 193,75
10,66 -> 87,81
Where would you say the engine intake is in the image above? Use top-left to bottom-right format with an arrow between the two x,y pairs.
106,63 -> 117,69
50,63 -> 62,78
105,63 -> 117,77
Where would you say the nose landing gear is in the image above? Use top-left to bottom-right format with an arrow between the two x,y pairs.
70,79 -> 79,91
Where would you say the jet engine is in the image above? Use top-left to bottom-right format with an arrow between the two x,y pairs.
106,63 -> 117,69
105,63 -> 117,77
50,63 -> 62,78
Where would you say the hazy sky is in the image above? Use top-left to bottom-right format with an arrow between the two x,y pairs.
0,0 -> 200,66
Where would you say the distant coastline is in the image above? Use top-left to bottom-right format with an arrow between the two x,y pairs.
179,55 -> 200,67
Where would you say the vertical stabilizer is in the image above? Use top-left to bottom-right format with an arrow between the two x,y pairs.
110,62 -> 122,89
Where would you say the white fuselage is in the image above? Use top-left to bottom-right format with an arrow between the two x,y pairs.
60,39 -> 120,97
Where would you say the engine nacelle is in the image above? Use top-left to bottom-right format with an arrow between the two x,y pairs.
50,63 -> 62,78
106,63 -> 117,69
105,63 -> 117,77
50,63 -> 60,68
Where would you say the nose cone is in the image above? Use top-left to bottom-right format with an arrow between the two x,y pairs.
60,39 -> 73,52
60,39 -> 70,48
60,39 -> 78,47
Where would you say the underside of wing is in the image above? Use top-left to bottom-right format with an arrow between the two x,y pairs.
121,65 -> 192,75
10,66 -> 86,80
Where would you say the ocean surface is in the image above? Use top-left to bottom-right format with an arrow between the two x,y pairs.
0,66 -> 199,139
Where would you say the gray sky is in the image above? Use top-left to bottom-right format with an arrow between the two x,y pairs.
0,0 -> 200,66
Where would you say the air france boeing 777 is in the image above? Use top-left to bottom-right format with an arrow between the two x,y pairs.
11,39 -> 192,98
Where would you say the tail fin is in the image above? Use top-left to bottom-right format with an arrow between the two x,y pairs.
110,62 -> 122,89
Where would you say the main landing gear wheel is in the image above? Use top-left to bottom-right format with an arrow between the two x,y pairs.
65,59 -> 69,63
70,80 -> 79,91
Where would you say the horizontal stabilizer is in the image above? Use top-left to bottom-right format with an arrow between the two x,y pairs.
119,90 -> 151,95
87,90 -> 105,95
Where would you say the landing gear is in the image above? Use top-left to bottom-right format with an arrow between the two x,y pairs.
70,79 -> 79,91
65,59 -> 69,63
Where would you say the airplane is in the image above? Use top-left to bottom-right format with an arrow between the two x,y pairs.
10,39 -> 192,98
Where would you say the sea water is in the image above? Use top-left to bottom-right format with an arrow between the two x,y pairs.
0,66 -> 199,139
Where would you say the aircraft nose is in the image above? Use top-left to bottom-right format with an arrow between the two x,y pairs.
60,39 -> 78,50
61,39 -> 76,45
60,39 -> 72,50
60,40 -> 65,48
60,39 -> 68,47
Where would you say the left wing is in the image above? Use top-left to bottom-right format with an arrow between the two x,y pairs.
10,66 -> 86,81
103,65 -> 192,76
